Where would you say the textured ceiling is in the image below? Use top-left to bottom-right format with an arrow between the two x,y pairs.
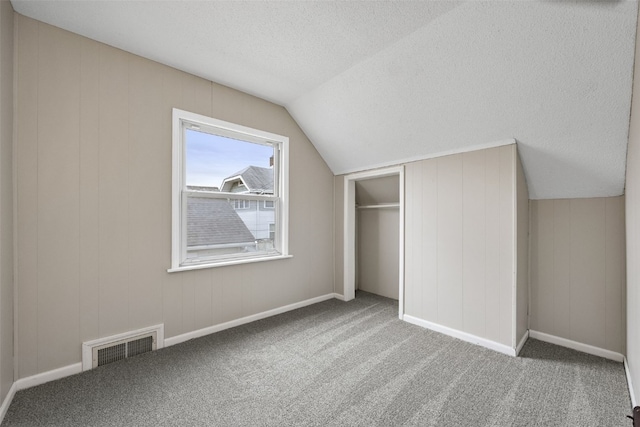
11,0 -> 639,199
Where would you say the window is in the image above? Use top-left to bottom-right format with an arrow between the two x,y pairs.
170,108 -> 289,271
233,199 -> 249,210
269,223 -> 276,242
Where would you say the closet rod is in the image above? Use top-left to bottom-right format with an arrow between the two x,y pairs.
356,203 -> 400,210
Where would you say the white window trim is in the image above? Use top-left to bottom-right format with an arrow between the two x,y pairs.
234,199 -> 250,210
169,108 -> 290,272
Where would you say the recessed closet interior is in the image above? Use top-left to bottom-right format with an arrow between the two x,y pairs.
355,175 -> 400,301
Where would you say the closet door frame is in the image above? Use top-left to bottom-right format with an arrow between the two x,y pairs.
343,166 -> 405,319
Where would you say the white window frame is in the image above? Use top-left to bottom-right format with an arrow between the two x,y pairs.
234,199 -> 249,210
263,200 -> 275,209
269,223 -> 276,241
169,108 -> 290,272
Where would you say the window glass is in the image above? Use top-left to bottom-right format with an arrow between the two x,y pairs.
171,109 -> 288,270
185,129 -> 273,190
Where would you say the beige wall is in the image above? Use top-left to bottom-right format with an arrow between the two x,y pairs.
516,152 -> 529,345
529,197 -> 626,354
357,208 -> 399,300
0,0 -> 13,402
333,176 -> 344,295
626,4 -> 640,400
404,145 -> 516,347
14,15 -> 335,379
355,175 -> 400,206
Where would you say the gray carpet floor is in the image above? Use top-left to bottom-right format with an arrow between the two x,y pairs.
3,291 -> 632,426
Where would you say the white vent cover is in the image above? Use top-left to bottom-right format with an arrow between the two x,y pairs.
82,324 -> 164,371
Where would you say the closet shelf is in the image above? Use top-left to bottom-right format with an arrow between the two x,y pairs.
356,203 -> 400,210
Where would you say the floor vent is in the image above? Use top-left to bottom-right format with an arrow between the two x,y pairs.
82,324 -> 164,371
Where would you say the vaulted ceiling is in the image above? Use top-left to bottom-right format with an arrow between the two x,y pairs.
11,0 -> 639,199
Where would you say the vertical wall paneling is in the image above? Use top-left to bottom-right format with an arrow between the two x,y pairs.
436,154 -> 463,330
220,266 -> 244,323
343,178 -> 356,301
15,14 -> 39,379
483,147 -> 502,344
497,146 -> 514,346
401,144 -> 517,349
14,15 -> 335,378
515,149 -> 529,345
258,261 -> 278,314
529,201 -> 552,334
0,0 -> 13,401
160,67 -> 184,340
571,199 -> 606,348
605,197 -> 625,354
241,264 -> 258,317
180,269 -> 197,336
192,269 -> 213,331
37,23 -> 81,373
357,209 -> 399,300
98,45 -> 130,338
553,200 -> 572,340
257,261 -> 281,314
355,175 -> 400,300
420,159 -> 438,321
210,270 -> 224,327
78,37 -> 101,344
462,149 -> 486,338
529,197 -> 626,354
403,164 -> 417,314
249,262 -> 273,315
343,145 -> 519,351
420,161 -> 438,321
333,176 -> 344,296
128,55 -> 165,331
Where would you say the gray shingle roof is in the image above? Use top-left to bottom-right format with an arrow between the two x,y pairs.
222,166 -> 273,194
187,197 -> 255,247
187,185 -> 219,192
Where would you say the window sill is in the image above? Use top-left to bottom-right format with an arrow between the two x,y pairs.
167,254 -> 293,273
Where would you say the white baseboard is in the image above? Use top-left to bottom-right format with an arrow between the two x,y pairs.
0,382 -> 17,425
402,314 -> 516,357
333,293 -> 346,301
528,330 -> 624,362
625,357 -> 637,408
14,362 -> 82,392
1,292 -> 340,406
515,330 -> 529,356
165,293 -> 339,347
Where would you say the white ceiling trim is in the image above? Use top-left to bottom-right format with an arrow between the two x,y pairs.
333,138 -> 516,177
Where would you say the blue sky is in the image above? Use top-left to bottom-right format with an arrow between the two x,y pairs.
186,129 -> 273,188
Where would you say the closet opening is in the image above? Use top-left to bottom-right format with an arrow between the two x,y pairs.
343,166 -> 404,319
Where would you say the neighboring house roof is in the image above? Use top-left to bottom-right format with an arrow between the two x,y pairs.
220,166 -> 273,194
187,185 -> 219,192
187,197 -> 255,247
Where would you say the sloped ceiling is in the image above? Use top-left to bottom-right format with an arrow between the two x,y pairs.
11,0 -> 639,199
